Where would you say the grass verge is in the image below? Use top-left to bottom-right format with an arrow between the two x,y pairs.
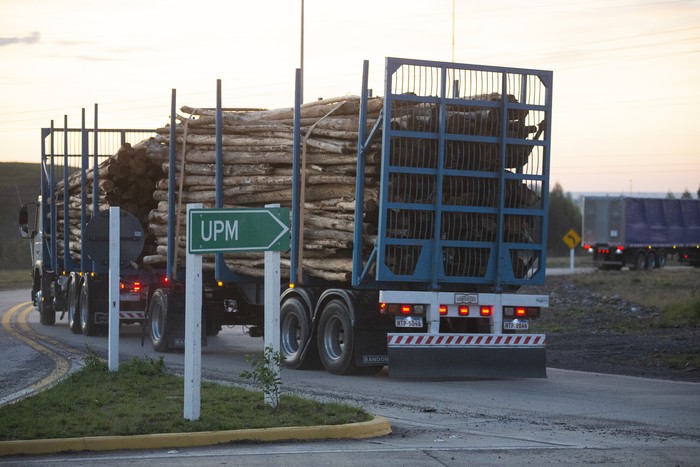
0,269 -> 31,291
0,354 -> 370,441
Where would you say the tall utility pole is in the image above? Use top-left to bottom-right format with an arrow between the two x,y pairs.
451,0 -> 455,62
300,0 -> 305,101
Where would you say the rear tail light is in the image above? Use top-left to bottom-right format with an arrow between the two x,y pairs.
505,306 -> 541,318
458,305 -> 469,316
380,303 -> 427,316
439,305 -> 448,315
480,306 -> 492,317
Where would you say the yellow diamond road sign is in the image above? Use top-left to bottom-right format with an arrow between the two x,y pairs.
562,228 -> 581,249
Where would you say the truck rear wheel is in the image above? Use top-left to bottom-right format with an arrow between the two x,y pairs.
79,276 -> 99,336
656,251 -> 667,269
280,296 -> 318,369
67,278 -> 82,334
632,251 -> 647,271
149,289 -> 170,352
317,299 -> 357,375
646,252 -> 657,270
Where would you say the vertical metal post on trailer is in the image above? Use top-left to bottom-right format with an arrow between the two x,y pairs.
167,89 -> 176,282
63,116 -> 70,271
291,68 -> 302,284
214,79 -> 225,281
49,121 -> 58,274
80,109 -> 89,272
352,60 -> 370,284
93,104 -> 99,217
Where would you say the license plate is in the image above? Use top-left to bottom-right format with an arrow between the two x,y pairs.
395,317 -> 423,328
503,319 -> 529,330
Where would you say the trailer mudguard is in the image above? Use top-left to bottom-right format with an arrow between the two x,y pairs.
387,334 -> 547,379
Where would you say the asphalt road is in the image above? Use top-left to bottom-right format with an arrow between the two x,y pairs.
1,288 -> 699,465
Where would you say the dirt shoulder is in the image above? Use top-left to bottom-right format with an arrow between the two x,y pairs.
528,269 -> 700,383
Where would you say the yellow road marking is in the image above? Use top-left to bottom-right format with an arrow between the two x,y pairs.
1,302 -> 73,401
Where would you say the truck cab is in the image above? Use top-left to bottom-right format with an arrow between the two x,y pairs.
18,199 -> 44,306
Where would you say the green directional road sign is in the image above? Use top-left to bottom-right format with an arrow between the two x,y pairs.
188,208 -> 290,254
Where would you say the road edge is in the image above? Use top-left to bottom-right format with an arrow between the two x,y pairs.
0,415 -> 392,457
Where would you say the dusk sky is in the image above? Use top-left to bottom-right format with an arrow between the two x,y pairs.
1,0 -> 698,195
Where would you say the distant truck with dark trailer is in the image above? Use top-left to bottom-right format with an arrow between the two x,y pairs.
582,196 -> 700,270
20,57 -> 554,378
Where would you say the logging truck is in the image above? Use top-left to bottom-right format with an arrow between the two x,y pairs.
582,196 -> 700,270
20,57 -> 553,378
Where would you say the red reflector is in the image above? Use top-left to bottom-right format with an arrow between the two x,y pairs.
515,307 -> 527,317
439,305 -> 448,315
400,305 -> 411,315
480,306 -> 492,317
458,305 -> 469,316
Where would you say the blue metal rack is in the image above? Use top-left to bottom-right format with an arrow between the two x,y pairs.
353,57 -> 553,291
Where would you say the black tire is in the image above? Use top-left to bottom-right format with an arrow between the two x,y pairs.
80,276 -> 98,336
646,252 -> 657,270
149,289 -> 170,352
657,251 -> 667,269
38,286 -> 55,326
317,299 -> 358,375
280,296 -> 317,370
67,278 -> 82,334
632,252 -> 647,271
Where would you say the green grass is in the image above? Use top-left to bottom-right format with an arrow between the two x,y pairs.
568,267 -> 700,312
0,355 -> 370,441
0,269 -> 32,291
661,295 -> 700,328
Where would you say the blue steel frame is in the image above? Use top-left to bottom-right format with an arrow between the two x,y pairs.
40,117 -> 154,276
352,57 -> 553,291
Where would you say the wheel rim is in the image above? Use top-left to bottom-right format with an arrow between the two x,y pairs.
322,315 -> 345,361
151,302 -> 164,342
80,284 -> 89,329
281,314 -> 302,359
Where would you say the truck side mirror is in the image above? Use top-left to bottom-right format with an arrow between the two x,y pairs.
18,205 -> 31,238
19,205 -> 28,226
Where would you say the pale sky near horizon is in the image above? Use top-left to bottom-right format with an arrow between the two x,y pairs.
1,0 -> 699,195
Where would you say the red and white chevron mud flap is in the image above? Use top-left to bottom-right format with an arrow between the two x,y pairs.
387,333 -> 547,379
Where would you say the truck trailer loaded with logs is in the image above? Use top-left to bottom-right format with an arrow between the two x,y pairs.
19,57 -> 553,378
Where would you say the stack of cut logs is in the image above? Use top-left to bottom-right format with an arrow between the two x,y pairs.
142,96 -> 384,282
140,93 -> 541,282
54,142 -> 165,263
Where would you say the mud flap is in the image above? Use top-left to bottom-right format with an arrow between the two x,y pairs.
387,334 -> 547,379
163,292 -> 208,350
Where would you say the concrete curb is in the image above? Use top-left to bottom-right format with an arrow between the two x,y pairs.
0,415 -> 392,457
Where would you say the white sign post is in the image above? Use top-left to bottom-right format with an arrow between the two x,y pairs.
108,206 -> 120,372
263,203 -> 281,407
184,203 -> 203,421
